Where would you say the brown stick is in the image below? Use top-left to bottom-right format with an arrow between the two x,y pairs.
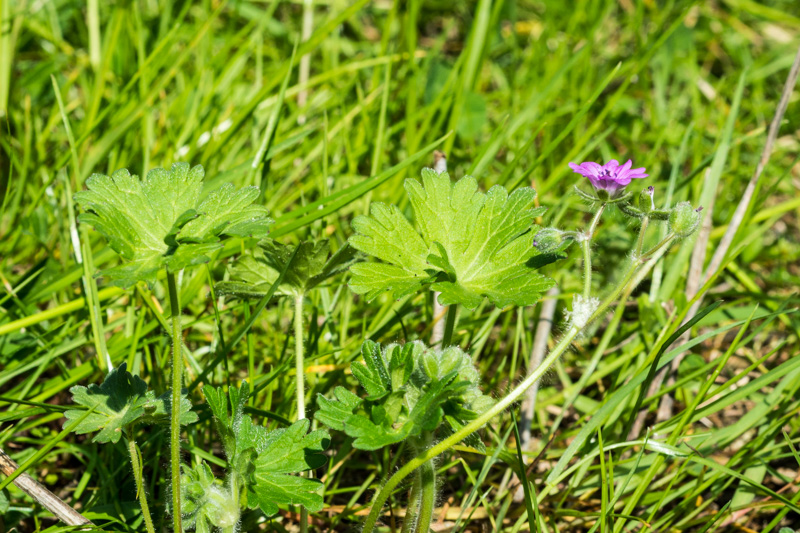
632,44 -> 800,435
704,45 -> 800,287
520,286 -> 559,448
430,151 -> 449,346
0,447 -> 93,527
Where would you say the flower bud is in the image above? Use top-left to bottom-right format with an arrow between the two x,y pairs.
669,202 -> 702,238
639,186 -> 655,213
533,228 -> 565,252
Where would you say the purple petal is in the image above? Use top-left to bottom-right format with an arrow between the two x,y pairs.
569,161 -> 603,178
573,158 -> 648,196
627,167 -> 648,179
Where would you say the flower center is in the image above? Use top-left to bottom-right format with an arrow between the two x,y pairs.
598,169 -> 614,178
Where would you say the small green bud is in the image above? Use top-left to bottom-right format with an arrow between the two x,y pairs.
669,202 -> 702,238
639,186 -> 655,213
533,228 -> 565,252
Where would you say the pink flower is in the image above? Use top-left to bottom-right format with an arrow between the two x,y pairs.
569,159 -> 648,196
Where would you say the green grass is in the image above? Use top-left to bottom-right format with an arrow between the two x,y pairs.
2,0 -> 800,531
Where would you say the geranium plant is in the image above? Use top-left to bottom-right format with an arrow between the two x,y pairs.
64,363 -> 197,533
74,162 -> 272,531
215,239 -> 356,532
183,381 -> 329,533
348,161 -> 701,532
316,340 -> 493,533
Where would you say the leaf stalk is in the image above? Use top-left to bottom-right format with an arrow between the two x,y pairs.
126,433 -> 156,533
441,304 -> 458,347
582,204 -> 605,299
414,434 -> 436,533
167,271 -> 184,533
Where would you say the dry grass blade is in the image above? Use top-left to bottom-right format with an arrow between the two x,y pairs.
650,46 -> 800,426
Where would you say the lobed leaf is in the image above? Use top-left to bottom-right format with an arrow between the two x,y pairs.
63,363 -> 197,444
202,382 -> 330,517
315,340 -> 493,451
252,418 -> 330,515
348,168 -> 558,309
216,239 -> 358,299
74,162 -> 272,287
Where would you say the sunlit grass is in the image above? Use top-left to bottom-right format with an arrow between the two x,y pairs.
1,0 -> 799,531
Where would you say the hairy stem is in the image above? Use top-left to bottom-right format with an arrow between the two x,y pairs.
415,455 -> 436,533
362,256 -> 646,532
582,205 -> 606,298
441,304 -> 458,347
294,293 -> 309,533
166,271 -> 183,533
635,216 -> 650,257
126,435 -> 156,533
401,470 -> 422,533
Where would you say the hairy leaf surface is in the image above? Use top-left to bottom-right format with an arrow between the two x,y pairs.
74,163 -> 272,287
64,363 -> 197,444
201,382 -> 329,517
315,340 -> 494,450
348,169 -> 558,309
252,418 -> 329,515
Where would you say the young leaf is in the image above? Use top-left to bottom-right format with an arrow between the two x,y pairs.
348,169 -> 559,309
202,381 -> 252,460
215,239 -> 358,299
252,418 -> 330,515
74,163 -> 272,287
315,340 -> 494,451
63,363 -> 197,444
201,382 -> 330,519
181,462 -> 240,533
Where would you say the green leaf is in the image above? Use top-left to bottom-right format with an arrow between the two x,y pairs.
252,418 -> 330,515
203,381 -> 276,467
203,381 -> 248,460
63,363 -> 197,444
215,239 -> 358,299
348,169 -> 557,309
315,386 -> 362,432
315,341 -> 493,451
202,382 -> 329,517
74,162 -> 272,287
181,461 -> 240,533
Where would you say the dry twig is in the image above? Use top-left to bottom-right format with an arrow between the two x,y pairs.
0,446 -> 93,527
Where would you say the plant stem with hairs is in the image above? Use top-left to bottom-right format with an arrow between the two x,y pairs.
126,432 -> 156,533
582,204 -> 605,298
167,271 -> 184,533
413,433 -> 436,533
